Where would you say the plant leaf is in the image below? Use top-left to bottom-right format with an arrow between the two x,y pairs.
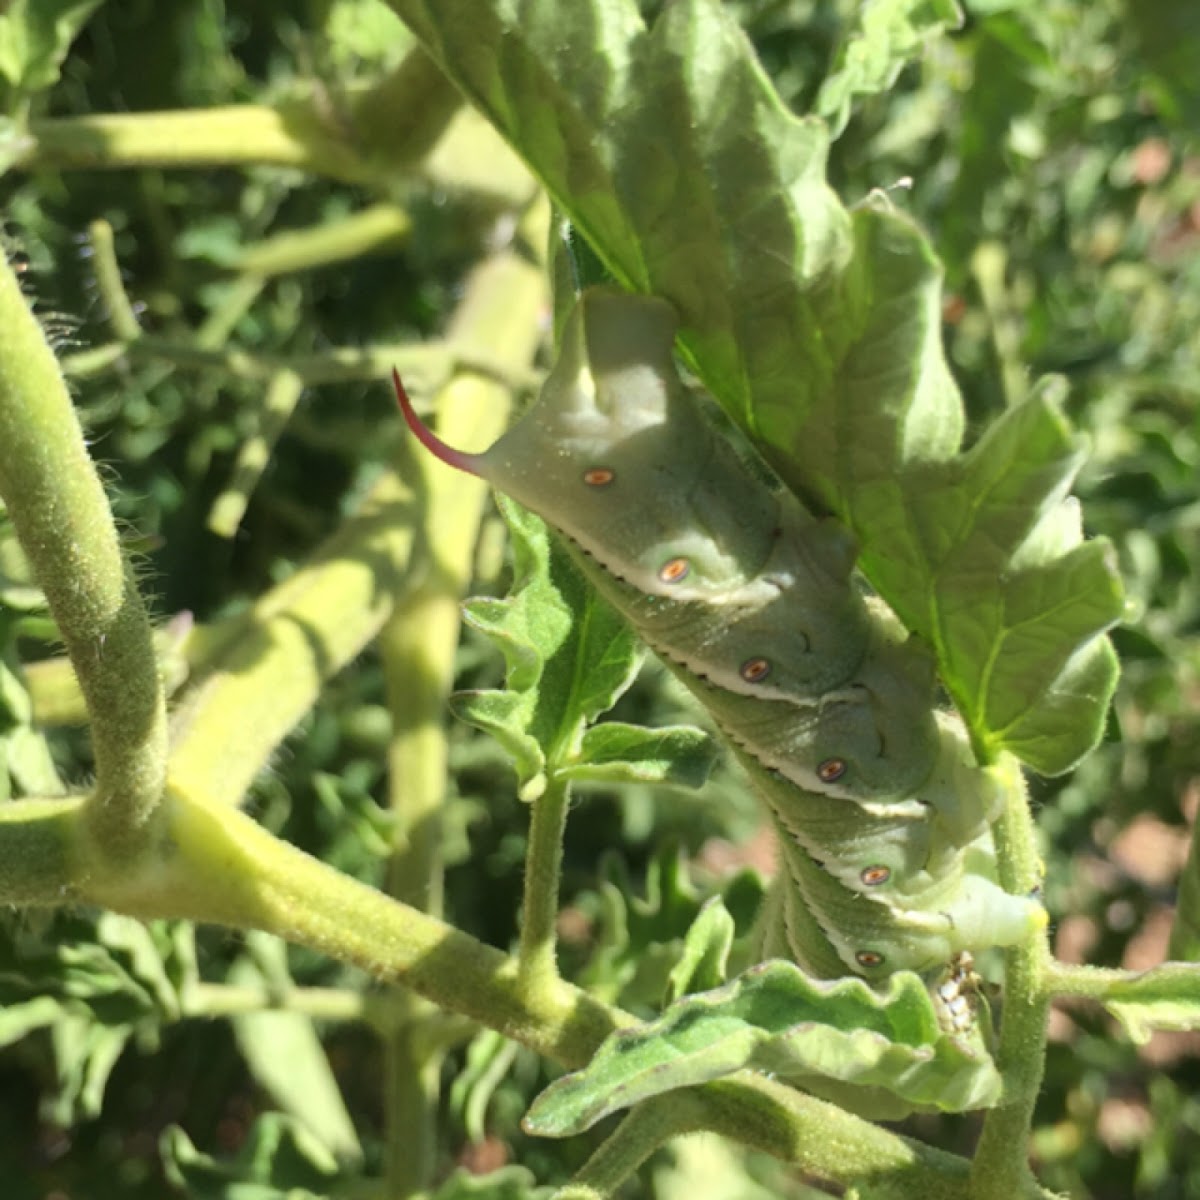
229,933 -> 362,1161
1089,964 -> 1200,1044
665,894 -> 735,1004
160,1115 -> 340,1200
0,912 -> 195,1122
524,959 -> 1001,1137
816,0 -> 964,138
560,723 -> 717,790
0,0 -> 103,96
451,496 -> 712,801
389,0 -> 1121,771
837,383 -> 1122,773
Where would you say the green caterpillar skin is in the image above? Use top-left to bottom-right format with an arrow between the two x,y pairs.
399,289 -> 938,803
746,726 -> 1042,977
395,287 -> 1045,978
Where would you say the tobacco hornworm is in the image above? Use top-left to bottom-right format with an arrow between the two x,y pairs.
395,286 -> 1044,982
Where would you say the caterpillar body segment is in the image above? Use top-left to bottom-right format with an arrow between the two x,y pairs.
393,286 -> 1046,980
744,730 -> 1044,978
395,289 -> 873,706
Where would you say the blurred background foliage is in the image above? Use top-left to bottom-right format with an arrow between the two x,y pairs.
0,0 -> 1197,1197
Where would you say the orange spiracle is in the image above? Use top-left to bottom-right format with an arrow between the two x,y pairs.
658,557 -> 690,584
740,657 -> 771,683
817,758 -> 847,783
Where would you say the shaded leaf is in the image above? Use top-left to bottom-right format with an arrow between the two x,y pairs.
1090,963 -> 1200,1044
451,496 -> 643,801
447,1028 -> 520,1145
577,847 -> 705,1006
48,1013 -> 131,1123
894,390 -> 1123,771
561,723 -> 717,790
0,995 -> 62,1047
1121,0 -> 1200,127
391,0 -> 1120,773
160,1115 -> 341,1200
524,960 -> 1000,1137
229,934 -> 361,1161
817,0 -> 963,138
665,894 -> 735,1003
0,913 -> 194,1122
0,0 -> 103,96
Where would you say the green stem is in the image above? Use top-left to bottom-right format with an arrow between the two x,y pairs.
169,239 -> 547,808
558,1094 -> 705,1198
208,370 -> 305,538
518,774 -> 571,989
112,791 -> 987,1194
969,759 -> 1054,1200
61,335 -> 458,388
232,203 -> 412,278
184,981 -> 377,1024
195,274 -> 267,348
377,230 -> 546,1196
383,993 -> 441,1195
120,785 -> 629,1064
383,588 -> 456,916
1170,824 -> 1200,960
345,46 -> 462,167
15,70 -> 531,205
971,241 -> 1027,409
0,796 -> 85,904
21,102 -> 378,184
0,790 -> 1013,1197
1044,960 -> 1200,1000
26,615 -> 205,727
168,463 -> 418,806
87,219 -> 141,340
0,255 -> 167,860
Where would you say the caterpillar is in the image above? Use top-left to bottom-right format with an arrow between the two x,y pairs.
395,286 -> 1044,982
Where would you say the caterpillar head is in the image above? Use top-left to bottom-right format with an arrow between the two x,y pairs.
394,289 -> 687,514
396,289 -> 816,596
791,842 -> 1045,980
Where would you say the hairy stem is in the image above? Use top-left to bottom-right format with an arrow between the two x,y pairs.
1044,960 -> 1200,1004
0,254 -> 168,860
970,759 -> 1053,1199
21,103 -> 378,183
168,240 -> 545,807
14,60 -> 531,204
233,203 -> 412,278
62,335 -> 458,388
558,1094 -> 706,1198
0,787 -> 1051,1197
378,240 -> 546,1195
518,774 -> 571,989
167,463 -> 418,806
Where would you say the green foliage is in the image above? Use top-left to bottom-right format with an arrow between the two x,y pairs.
0,1 -> 1196,1198
391,0 -> 1124,774
0,913 -> 195,1124
525,960 -> 1000,1137
161,1115 -> 342,1200
451,496 -> 716,803
816,0 -> 964,138
0,0 -> 102,110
